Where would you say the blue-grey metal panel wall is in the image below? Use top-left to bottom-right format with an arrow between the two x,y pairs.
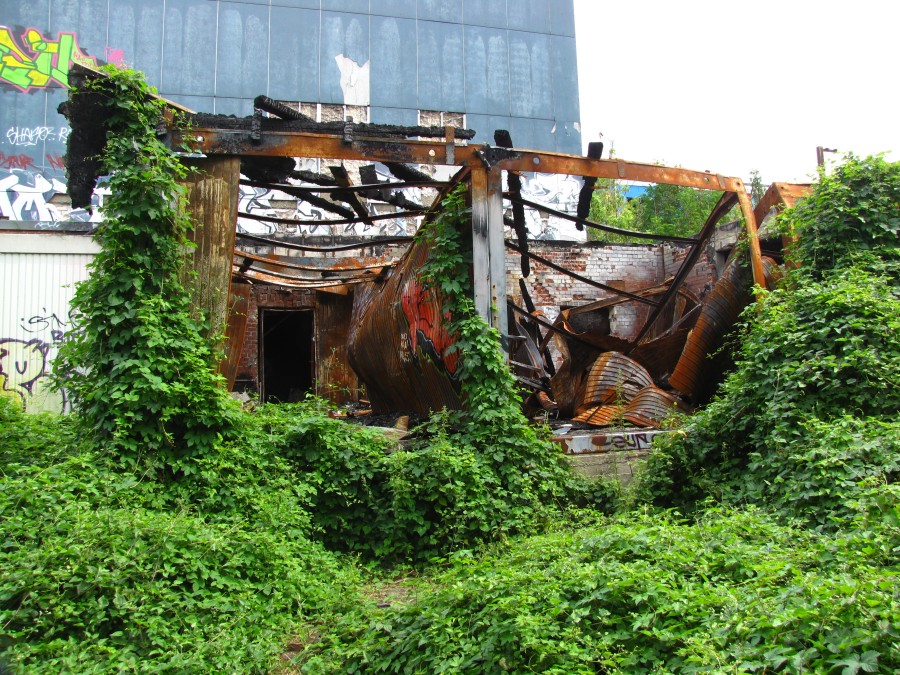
0,0 -> 581,191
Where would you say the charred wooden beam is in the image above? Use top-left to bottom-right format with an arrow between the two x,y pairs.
575,141 -> 604,230
236,232 -> 413,252
507,195 -> 697,243
495,130 -> 530,277
237,208 -> 426,228
240,178 -> 356,219
253,95 -> 314,122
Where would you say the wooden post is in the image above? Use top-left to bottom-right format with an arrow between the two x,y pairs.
470,163 -> 508,347
178,156 -> 241,362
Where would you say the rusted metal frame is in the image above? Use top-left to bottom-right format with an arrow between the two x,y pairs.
753,182 -> 812,261
470,163 -> 508,338
236,231 -> 413,251
506,242 -> 660,306
237,208 -> 428,227
234,249 -> 396,273
625,192 -> 739,353
234,263 -> 381,284
517,277 -> 556,375
240,178 -> 448,195
507,301 -> 599,350
735,181 -> 766,290
507,195 -> 697,243
497,152 -> 743,191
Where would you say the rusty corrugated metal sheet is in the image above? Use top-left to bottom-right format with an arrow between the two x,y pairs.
667,255 -> 779,399
347,232 -> 462,415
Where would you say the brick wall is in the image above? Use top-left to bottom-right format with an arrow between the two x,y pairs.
508,241 -> 716,340
234,286 -> 315,391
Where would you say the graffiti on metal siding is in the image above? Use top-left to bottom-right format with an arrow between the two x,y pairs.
0,168 -> 106,222
1,311 -> 69,412
0,26 -> 98,91
0,169 -> 65,220
0,152 -> 36,171
6,125 -> 70,147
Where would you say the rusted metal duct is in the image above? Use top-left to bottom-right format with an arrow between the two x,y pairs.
346,219 -> 463,415
571,351 -> 689,428
667,254 -> 779,399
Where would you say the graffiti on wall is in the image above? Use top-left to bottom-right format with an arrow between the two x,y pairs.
0,26 -> 98,91
0,310 -> 70,413
0,168 -> 106,222
6,125 -> 70,147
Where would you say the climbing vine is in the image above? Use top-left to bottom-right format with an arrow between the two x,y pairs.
54,65 -> 234,468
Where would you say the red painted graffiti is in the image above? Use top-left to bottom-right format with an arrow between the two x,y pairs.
46,153 -> 66,170
0,152 -> 36,170
401,278 -> 459,375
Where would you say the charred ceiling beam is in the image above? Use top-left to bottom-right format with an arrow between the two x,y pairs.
237,208 -> 426,228
626,192 -> 739,353
235,231 -> 413,252
233,249 -> 396,273
575,141 -> 605,231
253,95 -> 315,123
240,178 -> 356,219
329,165 -> 376,227
495,130 -> 530,277
507,195 -> 697,244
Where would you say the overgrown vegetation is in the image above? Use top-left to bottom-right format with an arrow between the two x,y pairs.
2,64 -> 897,673
635,155 -> 900,529
54,66 -> 235,470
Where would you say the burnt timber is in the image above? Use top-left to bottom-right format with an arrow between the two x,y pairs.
63,64 -> 809,423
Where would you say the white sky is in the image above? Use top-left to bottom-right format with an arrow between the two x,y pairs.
574,0 -> 900,184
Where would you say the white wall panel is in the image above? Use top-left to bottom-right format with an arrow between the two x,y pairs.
0,234 -> 97,413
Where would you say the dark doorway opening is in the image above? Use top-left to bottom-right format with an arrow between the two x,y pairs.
260,309 -> 314,403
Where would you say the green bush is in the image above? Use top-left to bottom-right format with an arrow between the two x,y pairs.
0,400 -> 360,674
635,155 -> 900,526
299,508 -> 900,673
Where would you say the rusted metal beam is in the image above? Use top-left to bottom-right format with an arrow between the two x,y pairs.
736,181 -> 767,290
237,208 -> 427,228
236,232 -> 413,252
626,192 -> 738,352
508,195 -> 697,243
233,249 -> 396,273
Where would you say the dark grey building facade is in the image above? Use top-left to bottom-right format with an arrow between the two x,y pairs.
0,0 -> 581,220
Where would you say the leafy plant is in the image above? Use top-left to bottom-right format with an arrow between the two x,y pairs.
634,155 -> 900,528
53,65 -> 236,470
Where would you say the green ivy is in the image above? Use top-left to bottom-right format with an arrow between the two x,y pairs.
300,507 -> 899,673
634,155 -> 900,528
53,65 -> 235,469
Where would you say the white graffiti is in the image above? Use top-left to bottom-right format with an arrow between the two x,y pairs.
0,169 -> 65,221
5,126 -> 70,147
516,171 -> 584,240
237,185 -> 277,235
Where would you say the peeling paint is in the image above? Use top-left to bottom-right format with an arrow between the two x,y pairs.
335,54 -> 370,107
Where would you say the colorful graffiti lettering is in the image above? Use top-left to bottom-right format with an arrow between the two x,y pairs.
0,26 -> 98,91
0,311 -> 70,413
47,153 -> 66,170
6,125 -> 70,146
0,337 -> 65,412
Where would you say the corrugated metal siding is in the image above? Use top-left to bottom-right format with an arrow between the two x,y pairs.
0,243 -> 95,413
